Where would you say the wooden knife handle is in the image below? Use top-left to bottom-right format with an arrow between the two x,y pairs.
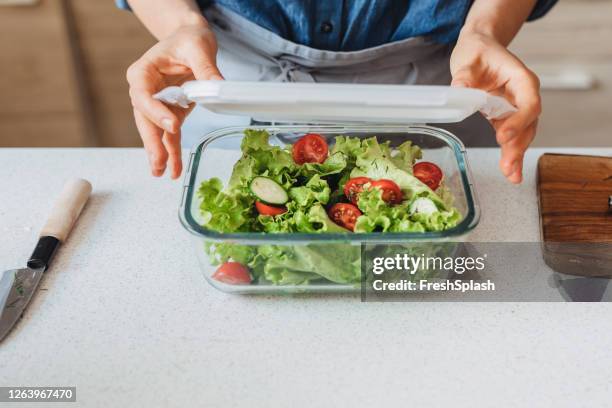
40,178 -> 92,242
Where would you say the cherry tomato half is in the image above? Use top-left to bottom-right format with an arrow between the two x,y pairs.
370,179 -> 403,204
343,177 -> 372,205
212,262 -> 252,285
292,133 -> 329,164
413,162 -> 443,190
328,203 -> 362,231
255,201 -> 287,216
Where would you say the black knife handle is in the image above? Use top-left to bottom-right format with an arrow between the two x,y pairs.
27,236 -> 60,269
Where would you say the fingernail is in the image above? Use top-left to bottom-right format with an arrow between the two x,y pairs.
510,171 -> 522,184
161,118 -> 175,133
509,162 -> 522,183
152,167 -> 165,177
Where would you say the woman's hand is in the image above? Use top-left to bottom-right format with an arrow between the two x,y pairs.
126,23 -> 223,179
450,31 -> 541,184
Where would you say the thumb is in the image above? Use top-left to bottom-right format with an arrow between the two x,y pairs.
450,67 -> 475,88
192,63 -> 224,81
451,79 -> 470,88
187,50 -> 224,81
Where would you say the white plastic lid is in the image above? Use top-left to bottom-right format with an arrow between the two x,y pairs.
155,80 -> 517,124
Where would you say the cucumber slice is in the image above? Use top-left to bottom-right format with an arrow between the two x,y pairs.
250,177 -> 288,205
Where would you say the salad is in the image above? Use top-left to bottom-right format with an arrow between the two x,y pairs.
198,129 -> 462,285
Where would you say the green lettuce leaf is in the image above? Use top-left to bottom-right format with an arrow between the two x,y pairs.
228,129 -> 298,191
205,242 -> 258,266
349,137 -> 447,209
198,178 -> 255,232
290,204 -> 349,233
299,152 -> 347,177
410,207 -> 462,231
354,188 -> 459,233
205,242 -> 361,285
258,209 -> 296,233
331,135 -> 363,165
388,140 -> 422,170
260,244 -> 361,284
257,176 -> 333,233
306,204 -> 350,233
288,174 -> 331,208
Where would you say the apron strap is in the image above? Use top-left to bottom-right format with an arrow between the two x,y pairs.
272,59 -> 316,83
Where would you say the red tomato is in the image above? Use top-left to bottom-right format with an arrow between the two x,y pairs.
328,203 -> 362,232
413,162 -> 443,190
292,133 -> 328,164
292,138 -> 307,164
255,201 -> 287,216
370,179 -> 403,204
343,177 -> 372,205
212,262 -> 251,285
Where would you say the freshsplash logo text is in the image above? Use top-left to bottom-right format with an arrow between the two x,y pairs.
369,253 -> 495,293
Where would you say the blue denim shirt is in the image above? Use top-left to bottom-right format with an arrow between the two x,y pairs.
116,0 -> 557,51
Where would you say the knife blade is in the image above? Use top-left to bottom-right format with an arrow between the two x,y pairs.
0,268 -> 45,341
0,178 -> 92,342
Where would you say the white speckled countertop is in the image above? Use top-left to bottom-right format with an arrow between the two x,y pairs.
0,147 -> 611,407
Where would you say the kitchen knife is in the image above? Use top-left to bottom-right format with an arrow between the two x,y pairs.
0,178 -> 92,342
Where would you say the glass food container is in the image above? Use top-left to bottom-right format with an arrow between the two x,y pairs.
162,81 -> 515,294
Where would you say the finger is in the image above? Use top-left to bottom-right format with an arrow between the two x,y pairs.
129,87 -> 180,134
134,109 -> 168,177
508,160 -> 524,184
162,104 -> 194,180
450,67 -> 478,88
189,57 -> 223,81
499,122 -> 537,184
499,122 -> 536,181
496,70 -> 541,144
127,62 -> 181,134
184,39 -> 224,81
162,130 -> 182,180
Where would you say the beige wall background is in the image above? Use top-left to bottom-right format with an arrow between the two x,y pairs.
0,0 -> 610,147
511,0 -> 612,147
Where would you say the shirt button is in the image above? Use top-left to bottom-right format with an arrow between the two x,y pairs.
320,21 -> 333,34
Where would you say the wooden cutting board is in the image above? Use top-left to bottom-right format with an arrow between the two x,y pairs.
537,153 -> 612,277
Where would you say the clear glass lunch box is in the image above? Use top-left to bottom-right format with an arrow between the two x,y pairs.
165,81 -> 512,294
179,125 -> 479,293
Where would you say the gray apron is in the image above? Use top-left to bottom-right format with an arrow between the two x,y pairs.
182,5 -> 495,147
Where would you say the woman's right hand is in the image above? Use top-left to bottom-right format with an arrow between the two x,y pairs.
127,23 -> 223,179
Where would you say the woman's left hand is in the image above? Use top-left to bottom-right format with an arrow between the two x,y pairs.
450,31 -> 542,184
